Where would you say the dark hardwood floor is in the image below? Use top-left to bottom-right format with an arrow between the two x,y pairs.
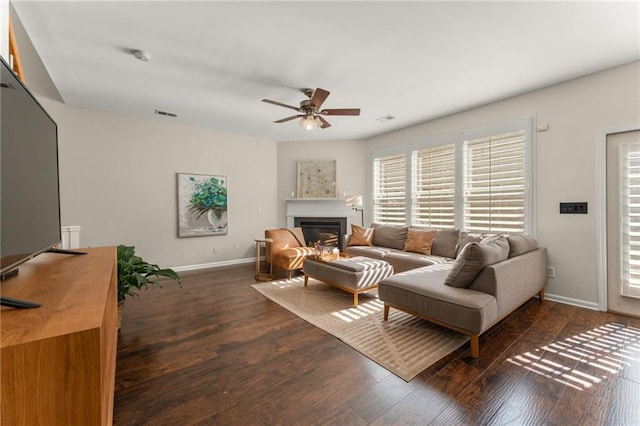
114,264 -> 640,425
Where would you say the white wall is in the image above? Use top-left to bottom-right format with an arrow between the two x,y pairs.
1,0 -> 8,58
365,61 -> 640,308
43,101 -> 278,269
14,13 -> 279,269
276,139 -> 367,227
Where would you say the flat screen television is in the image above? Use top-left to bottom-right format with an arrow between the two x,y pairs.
1,55 -> 61,287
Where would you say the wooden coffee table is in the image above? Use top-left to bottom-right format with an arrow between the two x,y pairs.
303,255 -> 394,307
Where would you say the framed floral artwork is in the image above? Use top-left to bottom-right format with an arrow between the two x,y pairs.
297,160 -> 336,199
177,173 -> 228,237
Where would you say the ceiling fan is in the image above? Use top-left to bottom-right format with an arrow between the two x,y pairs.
262,88 -> 360,130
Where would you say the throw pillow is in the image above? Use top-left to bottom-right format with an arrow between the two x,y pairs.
507,234 -> 538,258
348,224 -> 375,246
430,228 -> 461,259
456,232 -> 485,257
444,235 -> 510,288
403,228 -> 437,255
371,223 -> 408,250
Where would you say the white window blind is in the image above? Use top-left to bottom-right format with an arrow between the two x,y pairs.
463,130 -> 526,233
373,153 -> 406,225
620,142 -> 640,298
412,144 -> 456,228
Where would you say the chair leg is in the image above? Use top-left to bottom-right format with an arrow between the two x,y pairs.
539,288 -> 545,301
383,304 -> 390,321
288,270 -> 292,280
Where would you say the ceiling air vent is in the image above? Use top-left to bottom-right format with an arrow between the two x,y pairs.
154,109 -> 177,118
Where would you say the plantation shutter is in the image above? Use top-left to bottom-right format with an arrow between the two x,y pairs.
373,153 -> 406,225
412,144 -> 456,228
620,142 -> 640,298
463,130 -> 526,233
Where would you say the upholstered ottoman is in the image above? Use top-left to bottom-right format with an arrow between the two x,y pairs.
303,256 -> 394,307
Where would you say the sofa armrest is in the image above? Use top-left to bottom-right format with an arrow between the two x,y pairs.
468,247 -> 547,318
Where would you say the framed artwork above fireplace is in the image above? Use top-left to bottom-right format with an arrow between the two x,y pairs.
297,160 -> 336,199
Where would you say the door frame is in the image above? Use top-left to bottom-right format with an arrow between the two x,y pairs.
596,123 -> 640,311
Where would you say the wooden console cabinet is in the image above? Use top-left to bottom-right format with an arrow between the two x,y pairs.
1,246 -> 118,425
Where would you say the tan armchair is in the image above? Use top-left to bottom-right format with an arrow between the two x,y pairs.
265,228 -> 316,279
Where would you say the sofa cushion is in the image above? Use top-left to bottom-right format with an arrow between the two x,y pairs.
382,251 -> 452,273
378,266 -> 498,334
444,235 -> 509,288
507,235 -> 538,258
343,245 -> 392,260
456,232 -> 485,257
431,228 -> 460,259
404,228 -> 437,255
371,223 -> 408,250
408,227 -> 460,259
348,224 -> 375,246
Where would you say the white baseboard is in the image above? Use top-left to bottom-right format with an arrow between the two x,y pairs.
544,292 -> 601,311
172,257 -> 255,272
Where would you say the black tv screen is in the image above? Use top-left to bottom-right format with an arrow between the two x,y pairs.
1,55 -> 61,278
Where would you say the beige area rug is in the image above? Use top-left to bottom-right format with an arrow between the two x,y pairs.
252,277 -> 469,381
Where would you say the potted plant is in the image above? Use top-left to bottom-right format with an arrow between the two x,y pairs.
116,244 -> 182,327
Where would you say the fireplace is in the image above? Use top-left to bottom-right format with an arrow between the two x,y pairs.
294,217 -> 347,251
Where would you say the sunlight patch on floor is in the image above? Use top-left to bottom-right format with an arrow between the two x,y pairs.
332,299 -> 384,323
507,323 -> 640,391
269,277 -> 305,289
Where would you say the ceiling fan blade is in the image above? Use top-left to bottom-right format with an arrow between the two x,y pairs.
321,108 -> 360,116
318,116 -> 332,129
262,99 -> 301,112
274,115 -> 302,123
310,88 -> 330,108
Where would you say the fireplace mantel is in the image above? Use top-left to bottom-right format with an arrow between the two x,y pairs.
286,199 -> 354,228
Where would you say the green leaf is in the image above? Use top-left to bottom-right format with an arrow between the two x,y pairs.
117,245 -> 182,303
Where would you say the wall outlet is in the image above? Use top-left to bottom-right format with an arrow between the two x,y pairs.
547,266 -> 556,279
235,242 -> 240,250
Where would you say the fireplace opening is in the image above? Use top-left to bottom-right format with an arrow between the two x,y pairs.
294,217 -> 347,252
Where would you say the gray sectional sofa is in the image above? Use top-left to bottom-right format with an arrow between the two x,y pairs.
344,223 -> 547,358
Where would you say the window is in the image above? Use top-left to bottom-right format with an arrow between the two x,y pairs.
373,153 -> 406,225
463,130 -> 527,233
620,142 -> 640,298
412,144 -> 456,228
371,117 -> 533,234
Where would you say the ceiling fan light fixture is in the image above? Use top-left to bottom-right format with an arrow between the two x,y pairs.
299,115 -> 319,130
264,87 -> 359,130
